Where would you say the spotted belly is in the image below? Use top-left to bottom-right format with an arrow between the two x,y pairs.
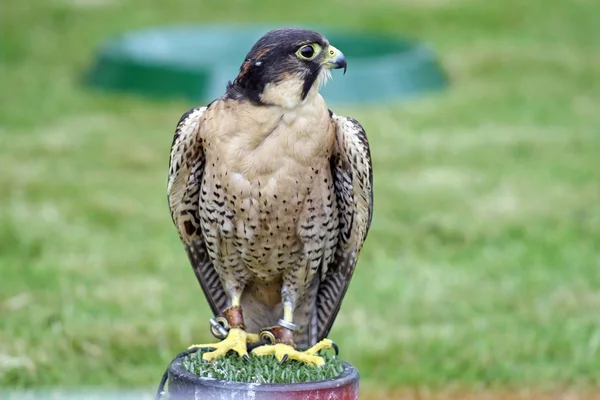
199,164 -> 335,289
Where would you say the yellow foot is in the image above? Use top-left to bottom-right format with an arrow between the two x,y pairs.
251,338 -> 337,367
188,327 -> 259,362
304,338 -> 338,357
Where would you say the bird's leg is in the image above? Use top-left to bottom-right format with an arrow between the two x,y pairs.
188,293 -> 259,362
251,297 -> 337,367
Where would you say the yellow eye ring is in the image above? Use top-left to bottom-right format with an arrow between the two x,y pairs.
296,43 -> 321,60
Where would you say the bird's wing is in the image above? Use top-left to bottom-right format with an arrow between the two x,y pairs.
316,113 -> 373,341
168,106 -> 229,316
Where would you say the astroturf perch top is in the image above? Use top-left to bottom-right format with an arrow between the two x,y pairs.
167,28 -> 373,366
184,348 -> 344,384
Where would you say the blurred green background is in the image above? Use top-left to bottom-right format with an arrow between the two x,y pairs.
1,0 -> 599,398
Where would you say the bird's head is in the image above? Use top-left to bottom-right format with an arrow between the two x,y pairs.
226,28 -> 347,109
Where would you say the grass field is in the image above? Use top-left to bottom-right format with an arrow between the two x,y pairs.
1,0 -> 600,398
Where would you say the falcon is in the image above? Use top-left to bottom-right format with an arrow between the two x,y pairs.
167,28 -> 373,366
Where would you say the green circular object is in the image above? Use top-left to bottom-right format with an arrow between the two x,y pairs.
85,24 -> 448,104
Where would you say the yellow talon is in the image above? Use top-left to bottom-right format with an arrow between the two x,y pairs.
304,338 -> 337,356
188,327 -> 250,362
251,343 -> 326,367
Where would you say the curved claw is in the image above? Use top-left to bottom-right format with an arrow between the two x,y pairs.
279,354 -> 289,365
243,354 -> 251,362
331,341 -> 339,356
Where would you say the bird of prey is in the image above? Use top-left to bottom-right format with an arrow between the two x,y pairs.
167,28 -> 373,366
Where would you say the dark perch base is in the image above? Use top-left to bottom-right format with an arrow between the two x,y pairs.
167,357 -> 360,400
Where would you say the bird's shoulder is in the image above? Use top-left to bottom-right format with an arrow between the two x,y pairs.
167,104 -> 215,230
328,111 -> 369,153
167,97 -> 253,201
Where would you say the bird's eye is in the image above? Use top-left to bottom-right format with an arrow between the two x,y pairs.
299,45 -> 315,59
296,44 -> 321,60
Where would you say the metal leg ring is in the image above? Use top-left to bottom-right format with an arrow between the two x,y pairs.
209,317 -> 229,339
277,319 -> 298,332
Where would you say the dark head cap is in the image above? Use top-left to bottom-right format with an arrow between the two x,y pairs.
226,28 -> 347,107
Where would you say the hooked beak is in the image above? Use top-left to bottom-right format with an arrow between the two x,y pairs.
322,45 -> 347,74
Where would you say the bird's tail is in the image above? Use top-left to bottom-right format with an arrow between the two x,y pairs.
241,290 -> 281,335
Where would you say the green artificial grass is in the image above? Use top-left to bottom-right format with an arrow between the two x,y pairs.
183,349 -> 344,384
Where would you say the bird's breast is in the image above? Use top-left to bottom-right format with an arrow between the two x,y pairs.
203,96 -> 335,177
200,98 -> 336,280
202,155 -> 333,281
